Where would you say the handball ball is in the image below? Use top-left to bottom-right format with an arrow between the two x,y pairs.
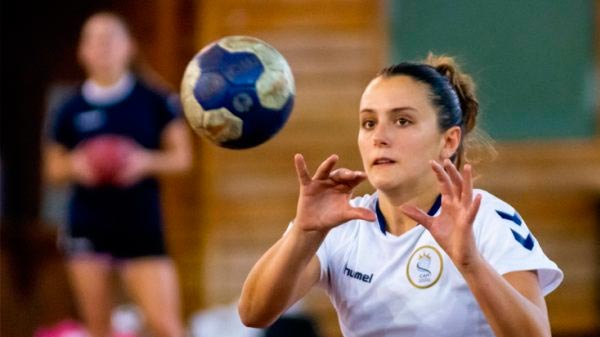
180,35 -> 295,149
80,135 -> 137,186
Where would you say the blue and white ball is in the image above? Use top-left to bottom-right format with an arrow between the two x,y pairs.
181,36 -> 295,149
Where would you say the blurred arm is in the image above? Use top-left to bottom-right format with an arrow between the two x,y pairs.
144,119 -> 192,175
44,142 -> 74,185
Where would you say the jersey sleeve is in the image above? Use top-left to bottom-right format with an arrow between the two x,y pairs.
474,191 -> 563,296
49,100 -> 75,148
45,85 -> 79,148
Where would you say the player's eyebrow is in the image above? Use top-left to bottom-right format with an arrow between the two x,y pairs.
359,108 -> 376,114
359,106 -> 417,114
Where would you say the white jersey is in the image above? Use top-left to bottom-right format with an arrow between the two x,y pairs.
312,189 -> 563,337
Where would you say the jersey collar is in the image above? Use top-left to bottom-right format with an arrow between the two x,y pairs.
375,195 -> 442,235
82,72 -> 135,106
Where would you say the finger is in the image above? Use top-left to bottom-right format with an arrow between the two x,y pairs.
444,159 -> 463,198
294,153 -> 311,185
431,160 -> 454,198
341,174 -> 368,191
330,168 -> 366,183
343,207 -> 376,223
465,193 -> 482,225
330,170 -> 368,190
330,168 -> 355,181
400,205 -> 434,229
462,164 -> 474,207
313,154 -> 339,180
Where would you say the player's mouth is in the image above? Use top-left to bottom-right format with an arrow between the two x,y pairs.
372,157 -> 396,166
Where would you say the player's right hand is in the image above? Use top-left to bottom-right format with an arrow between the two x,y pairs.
293,154 -> 375,234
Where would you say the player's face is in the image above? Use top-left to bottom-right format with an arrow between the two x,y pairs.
358,75 -> 456,194
78,15 -> 134,81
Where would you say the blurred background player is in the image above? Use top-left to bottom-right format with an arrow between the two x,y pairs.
43,12 -> 192,337
238,55 -> 563,336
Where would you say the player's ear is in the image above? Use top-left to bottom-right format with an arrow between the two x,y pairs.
440,126 -> 461,160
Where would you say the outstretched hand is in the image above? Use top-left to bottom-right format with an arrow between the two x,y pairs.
401,159 -> 482,270
293,154 -> 375,233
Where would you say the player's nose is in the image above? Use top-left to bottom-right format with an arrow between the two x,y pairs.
372,124 -> 390,147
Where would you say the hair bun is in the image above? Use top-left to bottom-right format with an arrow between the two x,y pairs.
424,53 -> 479,133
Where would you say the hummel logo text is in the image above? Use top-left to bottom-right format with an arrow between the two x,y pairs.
344,264 -> 373,283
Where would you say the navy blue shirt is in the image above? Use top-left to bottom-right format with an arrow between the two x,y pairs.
51,78 -> 179,232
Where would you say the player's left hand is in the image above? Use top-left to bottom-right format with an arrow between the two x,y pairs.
401,159 -> 482,270
114,148 -> 152,187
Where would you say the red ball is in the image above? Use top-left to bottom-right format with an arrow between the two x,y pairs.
80,135 -> 137,185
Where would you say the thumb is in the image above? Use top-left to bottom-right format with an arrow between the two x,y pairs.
342,207 -> 376,223
401,205 -> 434,230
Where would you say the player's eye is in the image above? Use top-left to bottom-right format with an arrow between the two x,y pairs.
361,120 -> 376,129
395,117 -> 412,127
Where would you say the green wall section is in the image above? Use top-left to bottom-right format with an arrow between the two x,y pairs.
390,0 -> 596,140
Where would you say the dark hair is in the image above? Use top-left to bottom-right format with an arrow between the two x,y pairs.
377,54 -> 480,167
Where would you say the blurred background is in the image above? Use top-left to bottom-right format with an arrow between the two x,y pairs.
1,1 -> 598,337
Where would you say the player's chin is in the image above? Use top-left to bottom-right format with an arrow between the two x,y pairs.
368,175 -> 401,192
